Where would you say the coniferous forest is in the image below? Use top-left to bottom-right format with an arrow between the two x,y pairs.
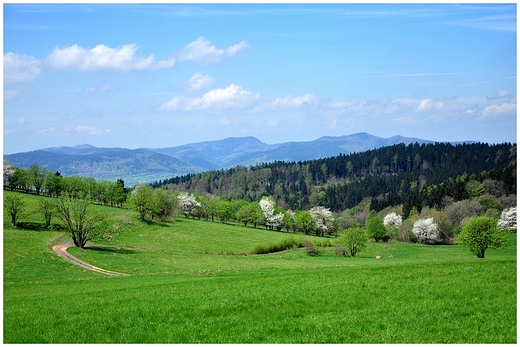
152,142 -> 516,217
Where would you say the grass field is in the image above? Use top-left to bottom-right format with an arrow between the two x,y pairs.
3,192 -> 517,343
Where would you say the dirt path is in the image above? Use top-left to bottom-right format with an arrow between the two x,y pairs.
52,239 -> 129,276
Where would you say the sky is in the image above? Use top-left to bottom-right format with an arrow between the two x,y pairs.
3,3 -> 517,154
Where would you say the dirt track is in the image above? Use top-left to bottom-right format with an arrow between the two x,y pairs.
52,239 -> 129,276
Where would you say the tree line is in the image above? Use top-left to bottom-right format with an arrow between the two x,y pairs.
3,161 -> 128,207
151,142 -> 516,213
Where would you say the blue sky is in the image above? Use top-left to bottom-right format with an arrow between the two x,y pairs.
3,3 -> 517,154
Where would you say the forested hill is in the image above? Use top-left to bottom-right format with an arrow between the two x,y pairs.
153,142 -> 516,215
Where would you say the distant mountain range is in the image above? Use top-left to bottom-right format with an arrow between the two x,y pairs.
4,132 -> 472,186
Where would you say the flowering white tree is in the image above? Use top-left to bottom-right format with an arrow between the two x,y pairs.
383,212 -> 402,228
260,197 -> 284,230
498,207 -> 517,232
178,192 -> 201,218
412,218 -> 441,244
310,206 -> 334,236
3,159 -> 15,187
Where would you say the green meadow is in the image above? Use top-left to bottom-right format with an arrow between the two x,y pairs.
4,192 -> 517,343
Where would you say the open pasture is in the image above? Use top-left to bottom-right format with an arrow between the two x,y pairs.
3,193 -> 517,343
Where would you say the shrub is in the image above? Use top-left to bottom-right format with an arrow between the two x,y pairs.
251,236 -> 302,254
337,227 -> 368,257
303,238 -> 318,256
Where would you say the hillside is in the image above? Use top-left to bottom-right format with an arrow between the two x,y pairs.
155,141 -> 516,214
5,132 -> 445,185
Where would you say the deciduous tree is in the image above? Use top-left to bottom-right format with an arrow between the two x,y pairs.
498,207 -> 517,232
458,216 -> 509,258
28,164 -> 48,195
260,197 -> 284,230
412,218 -> 441,244
38,199 -> 55,228
178,192 -> 201,218
295,210 -> 316,234
55,197 -> 103,248
4,193 -> 25,227
128,184 -> 154,221
3,159 -> 15,187
337,227 -> 368,257
310,206 -> 334,236
365,214 -> 386,242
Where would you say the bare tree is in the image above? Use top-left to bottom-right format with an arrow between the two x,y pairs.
55,197 -> 102,248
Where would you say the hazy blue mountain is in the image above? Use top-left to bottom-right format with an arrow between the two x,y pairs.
5,133 -> 470,185
5,148 -> 204,186
141,136 -> 277,170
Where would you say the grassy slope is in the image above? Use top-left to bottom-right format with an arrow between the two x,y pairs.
3,192 -> 517,343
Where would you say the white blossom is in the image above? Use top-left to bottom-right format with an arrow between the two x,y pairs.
383,212 -> 402,228
310,206 -> 334,236
412,218 -> 441,244
260,197 -> 284,230
498,207 -> 517,232
178,192 -> 201,218
3,159 -> 15,186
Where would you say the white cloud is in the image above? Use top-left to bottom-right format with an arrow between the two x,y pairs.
187,72 -> 215,90
4,52 -> 41,82
252,93 -> 317,112
74,125 -> 111,135
178,36 -> 250,63
158,96 -> 185,110
480,103 -> 516,118
416,98 -> 432,112
158,84 -> 259,111
45,44 -> 175,71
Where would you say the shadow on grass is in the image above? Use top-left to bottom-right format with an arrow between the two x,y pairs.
84,246 -> 139,255
143,219 -> 171,228
15,222 -> 64,232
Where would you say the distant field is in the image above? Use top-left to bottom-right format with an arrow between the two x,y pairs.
3,192 -> 517,343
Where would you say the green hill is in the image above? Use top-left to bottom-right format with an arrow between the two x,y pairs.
3,192 -> 516,343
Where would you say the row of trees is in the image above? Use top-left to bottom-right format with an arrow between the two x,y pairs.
4,180 -> 516,257
126,184 -> 340,237
4,161 -> 128,207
